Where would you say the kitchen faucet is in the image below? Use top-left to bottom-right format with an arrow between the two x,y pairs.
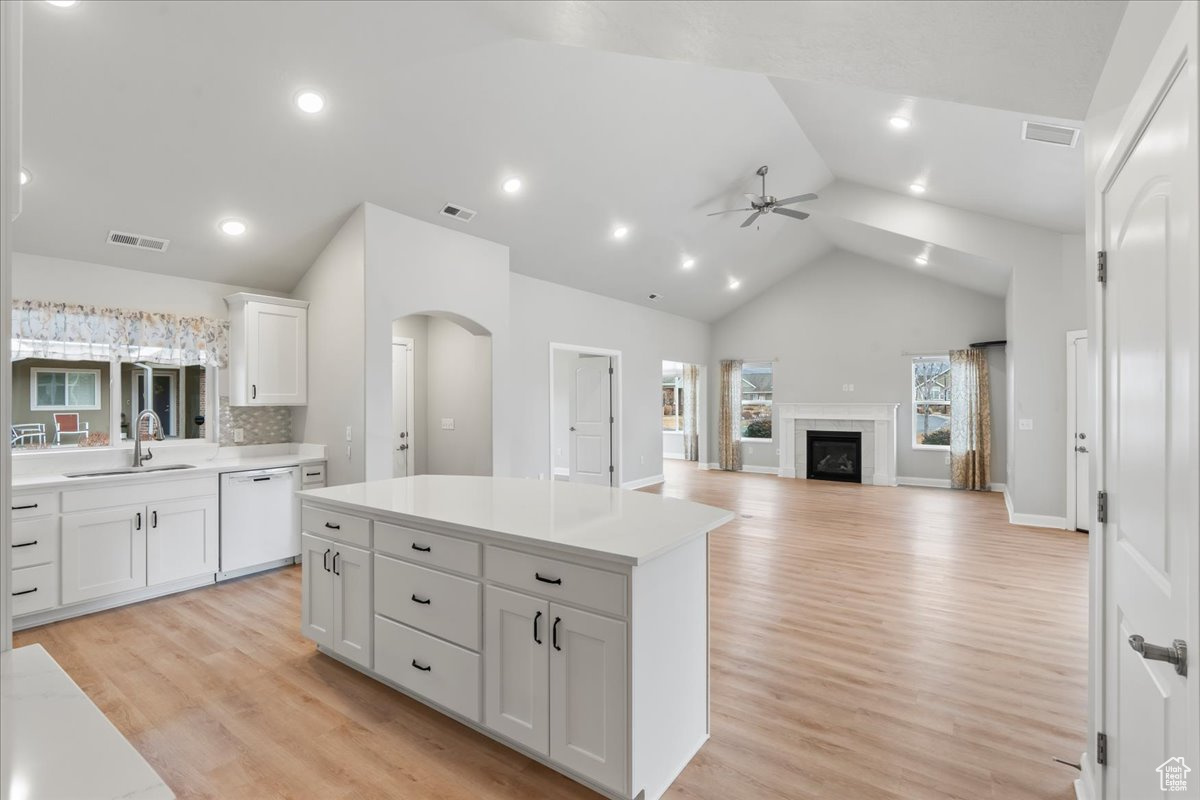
132,408 -> 164,467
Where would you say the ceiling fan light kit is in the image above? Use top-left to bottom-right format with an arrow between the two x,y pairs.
707,165 -> 817,228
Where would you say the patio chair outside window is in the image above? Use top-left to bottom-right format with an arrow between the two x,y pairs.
53,413 -> 89,445
11,423 -> 47,447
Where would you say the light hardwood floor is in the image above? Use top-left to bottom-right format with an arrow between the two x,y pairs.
14,462 -> 1089,799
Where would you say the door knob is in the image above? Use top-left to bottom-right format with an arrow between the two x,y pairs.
1078,432 -> 1087,440
1076,445 -> 1089,453
569,426 -> 576,432
396,443 -> 408,451
1128,635 -> 1188,676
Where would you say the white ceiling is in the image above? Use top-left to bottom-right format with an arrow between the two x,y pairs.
482,0 -> 1127,119
14,1 -> 1121,322
772,79 -> 1086,233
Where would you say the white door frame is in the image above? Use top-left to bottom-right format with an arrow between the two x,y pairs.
1085,4 -> 1199,797
548,342 -> 620,488
392,337 -> 415,477
1065,329 -> 1087,532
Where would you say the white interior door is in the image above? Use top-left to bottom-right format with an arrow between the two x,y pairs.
1072,334 -> 1091,532
1101,8 -> 1198,796
569,356 -> 612,486
393,341 -> 410,478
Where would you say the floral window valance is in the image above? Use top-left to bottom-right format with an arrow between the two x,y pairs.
11,300 -> 229,368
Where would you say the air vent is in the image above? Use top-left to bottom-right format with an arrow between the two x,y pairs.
440,203 -> 477,222
1022,121 -> 1080,148
647,293 -> 662,302
106,230 -> 170,252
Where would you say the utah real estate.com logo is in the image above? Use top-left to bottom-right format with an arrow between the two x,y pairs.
1158,757 -> 1190,792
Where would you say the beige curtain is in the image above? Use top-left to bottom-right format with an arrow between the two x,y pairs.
681,363 -> 700,462
718,359 -> 743,471
950,348 -> 991,490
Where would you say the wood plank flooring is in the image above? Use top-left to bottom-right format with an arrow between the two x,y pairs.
14,462 -> 1089,799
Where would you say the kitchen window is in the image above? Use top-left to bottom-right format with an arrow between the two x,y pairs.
741,361 -> 773,440
912,355 -> 952,449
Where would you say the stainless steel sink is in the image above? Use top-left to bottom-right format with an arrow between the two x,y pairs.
64,464 -> 197,478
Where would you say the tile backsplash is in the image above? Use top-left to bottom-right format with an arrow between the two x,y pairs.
218,395 -> 293,446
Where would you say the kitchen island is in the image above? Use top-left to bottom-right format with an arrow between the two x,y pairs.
297,475 -> 733,800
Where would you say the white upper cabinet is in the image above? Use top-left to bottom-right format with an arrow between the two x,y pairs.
225,293 -> 309,406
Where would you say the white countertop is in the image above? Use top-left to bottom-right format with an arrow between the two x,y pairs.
1,644 -> 173,800
11,448 -> 326,492
299,475 -> 734,565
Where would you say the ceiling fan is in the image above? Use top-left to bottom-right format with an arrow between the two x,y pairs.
707,165 -> 817,228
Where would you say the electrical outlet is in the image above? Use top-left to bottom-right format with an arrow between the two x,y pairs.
345,425 -> 353,441
1019,418 -> 1034,431
233,428 -> 244,443
346,444 -> 351,459
640,455 -> 645,465
848,384 -> 854,392
746,446 -> 753,455
944,453 -> 951,465
776,448 -> 781,456
556,447 -> 562,457
441,418 -> 455,430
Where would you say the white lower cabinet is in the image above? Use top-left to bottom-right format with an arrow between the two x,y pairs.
61,505 -> 148,605
375,614 -> 481,721
147,496 -> 219,585
301,532 -> 372,668
485,585 -> 550,754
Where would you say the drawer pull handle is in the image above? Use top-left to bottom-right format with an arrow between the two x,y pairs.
12,540 -> 38,548
136,512 -> 142,531
533,610 -> 542,644
552,616 -> 562,651
323,548 -> 331,572
306,472 -> 321,477
411,659 -> 432,672
152,510 -> 158,529
535,573 -> 562,586
411,543 -> 431,553
332,551 -> 341,576
12,588 -> 38,597
12,503 -> 39,511
324,522 -> 341,530
411,594 -> 431,605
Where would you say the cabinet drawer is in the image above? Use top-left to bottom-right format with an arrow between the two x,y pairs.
486,547 -> 626,618
12,492 -> 58,520
375,555 -> 480,650
301,463 -> 326,486
375,522 -> 481,576
375,616 -> 480,722
12,517 -> 59,569
12,563 -> 58,616
302,505 -> 370,548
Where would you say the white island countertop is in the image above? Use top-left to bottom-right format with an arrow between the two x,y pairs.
1,644 -> 173,800
299,475 -> 734,565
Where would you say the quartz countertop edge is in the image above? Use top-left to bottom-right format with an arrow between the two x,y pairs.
299,477 -> 735,567
1,644 -> 175,800
12,453 -> 327,491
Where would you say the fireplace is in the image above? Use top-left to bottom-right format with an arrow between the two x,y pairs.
806,430 -> 862,483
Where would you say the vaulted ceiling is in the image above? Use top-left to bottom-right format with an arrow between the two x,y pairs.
14,0 -> 1124,321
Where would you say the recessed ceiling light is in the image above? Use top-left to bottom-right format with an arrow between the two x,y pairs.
728,278 -> 741,290
909,183 -> 927,194
46,0 -> 79,7
295,90 -> 325,114
914,255 -> 929,266
19,168 -> 31,186
612,225 -> 629,240
681,257 -> 696,270
888,116 -> 911,130
219,219 -> 247,236
501,177 -> 522,194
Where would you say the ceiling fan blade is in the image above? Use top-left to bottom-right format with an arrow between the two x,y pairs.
740,210 -> 764,228
744,193 -> 764,205
706,208 -> 755,216
772,207 -> 810,221
775,193 -> 818,206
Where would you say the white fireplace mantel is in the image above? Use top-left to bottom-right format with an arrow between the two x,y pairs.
777,403 -> 900,485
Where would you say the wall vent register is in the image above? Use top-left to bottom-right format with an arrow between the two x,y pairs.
106,230 -> 170,252
1021,121 -> 1080,148
440,203 -> 477,222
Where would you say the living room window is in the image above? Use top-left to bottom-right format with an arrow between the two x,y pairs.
741,361 -> 773,440
912,355 -> 951,449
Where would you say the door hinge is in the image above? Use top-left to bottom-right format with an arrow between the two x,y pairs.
1097,251 -> 1107,284
1097,490 -> 1108,524
1096,732 -> 1108,765
610,416 -> 614,424
608,366 -> 614,375
608,464 -> 614,473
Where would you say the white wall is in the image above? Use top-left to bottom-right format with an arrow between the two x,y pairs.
362,203 -> 510,482
711,250 -> 1007,481
508,273 -> 710,486
425,315 -> 492,476
291,206 -> 366,487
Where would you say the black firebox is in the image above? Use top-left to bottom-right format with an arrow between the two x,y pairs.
806,430 -> 862,483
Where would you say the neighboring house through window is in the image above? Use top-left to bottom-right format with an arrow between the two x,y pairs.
912,355 -> 952,448
741,361 -> 773,440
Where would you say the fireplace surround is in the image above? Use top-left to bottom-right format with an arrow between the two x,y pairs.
776,403 -> 899,485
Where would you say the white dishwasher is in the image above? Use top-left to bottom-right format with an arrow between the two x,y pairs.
219,466 -> 301,579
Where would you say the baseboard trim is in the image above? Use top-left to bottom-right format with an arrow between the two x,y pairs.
553,467 -> 569,477
14,573 -> 217,630
1003,485 -> 1067,529
897,476 -> 952,489
622,473 -> 665,490
741,465 -> 779,476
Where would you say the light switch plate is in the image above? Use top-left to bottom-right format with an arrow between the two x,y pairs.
1019,418 -> 1034,431
345,426 -> 353,441
441,418 -> 455,430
